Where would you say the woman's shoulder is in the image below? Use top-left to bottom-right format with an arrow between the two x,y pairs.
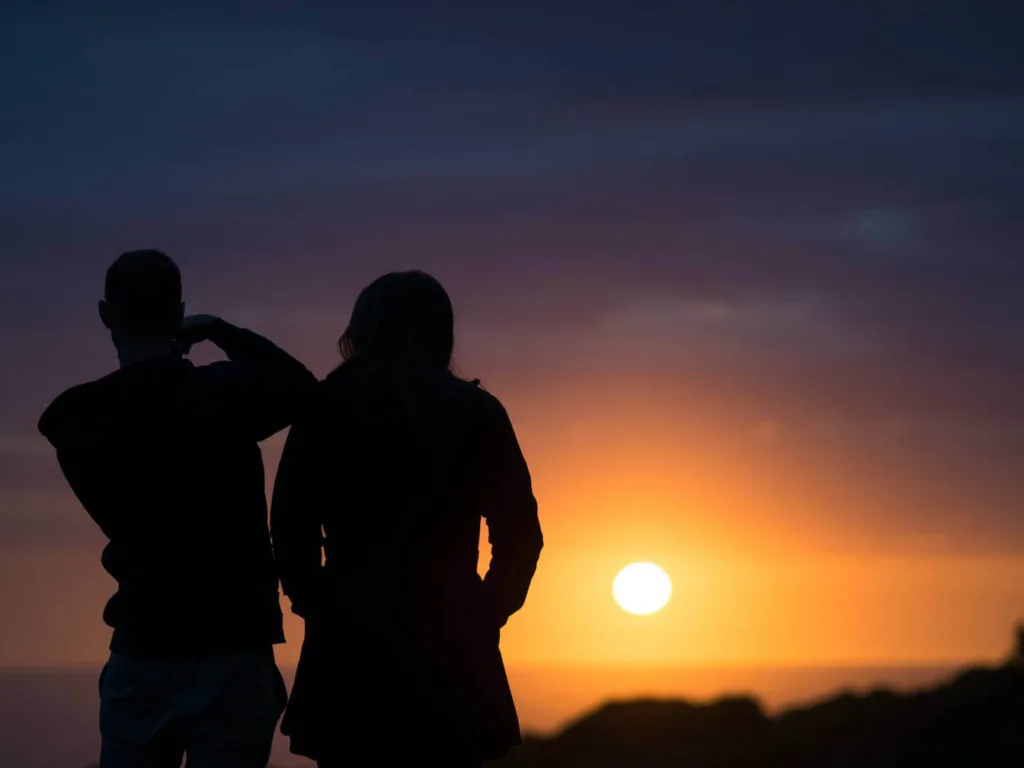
316,363 -> 507,419
446,377 -> 513,427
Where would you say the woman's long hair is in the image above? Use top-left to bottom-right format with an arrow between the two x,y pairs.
339,270 -> 455,373
336,272 -> 471,557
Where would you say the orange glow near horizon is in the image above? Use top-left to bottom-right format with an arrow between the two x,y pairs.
4,377 -> 1023,674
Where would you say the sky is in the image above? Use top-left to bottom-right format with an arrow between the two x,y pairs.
1,1 -> 1023,670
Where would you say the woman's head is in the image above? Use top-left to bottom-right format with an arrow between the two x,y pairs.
339,271 -> 454,371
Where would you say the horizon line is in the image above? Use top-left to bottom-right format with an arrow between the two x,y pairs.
0,659 -> 982,674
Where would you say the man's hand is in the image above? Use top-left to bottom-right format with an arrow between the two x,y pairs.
175,314 -> 222,354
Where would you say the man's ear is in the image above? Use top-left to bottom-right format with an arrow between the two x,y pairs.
176,302 -> 185,326
98,300 -> 114,330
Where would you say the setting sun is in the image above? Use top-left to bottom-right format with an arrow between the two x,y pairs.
612,562 -> 673,616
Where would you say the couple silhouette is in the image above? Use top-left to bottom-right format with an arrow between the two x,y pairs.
38,250 -> 544,768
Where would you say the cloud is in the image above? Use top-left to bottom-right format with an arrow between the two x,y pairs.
841,209 -> 916,249
600,295 -> 866,362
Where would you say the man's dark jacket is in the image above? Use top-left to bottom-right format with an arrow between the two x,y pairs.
38,320 -> 316,658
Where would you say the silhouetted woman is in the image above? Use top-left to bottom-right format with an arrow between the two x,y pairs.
270,271 -> 543,768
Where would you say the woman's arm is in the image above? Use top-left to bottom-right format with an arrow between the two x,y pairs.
270,413 -> 326,620
479,398 -> 544,627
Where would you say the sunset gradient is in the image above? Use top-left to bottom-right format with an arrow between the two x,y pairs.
1,1 -> 1023,695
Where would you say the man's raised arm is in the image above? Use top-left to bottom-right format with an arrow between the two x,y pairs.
179,314 -> 317,442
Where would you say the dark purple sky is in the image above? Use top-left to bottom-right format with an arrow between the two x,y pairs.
1,0 -> 1024,662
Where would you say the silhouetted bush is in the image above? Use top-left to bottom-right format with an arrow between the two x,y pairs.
491,627 -> 1024,767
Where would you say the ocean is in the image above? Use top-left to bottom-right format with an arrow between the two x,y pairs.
0,664 -> 957,767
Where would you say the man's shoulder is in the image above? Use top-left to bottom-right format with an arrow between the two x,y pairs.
38,378 -> 105,444
43,379 -> 99,414
190,358 -> 236,377
38,360 -> 193,444
190,357 -> 311,386
185,359 -> 254,392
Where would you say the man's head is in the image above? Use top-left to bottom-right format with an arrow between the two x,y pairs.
99,250 -> 184,343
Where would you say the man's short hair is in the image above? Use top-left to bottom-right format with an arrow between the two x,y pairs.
104,250 -> 182,335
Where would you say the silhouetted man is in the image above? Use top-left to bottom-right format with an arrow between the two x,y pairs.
38,250 -> 316,768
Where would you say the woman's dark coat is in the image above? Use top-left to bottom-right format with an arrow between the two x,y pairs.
270,363 -> 543,761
